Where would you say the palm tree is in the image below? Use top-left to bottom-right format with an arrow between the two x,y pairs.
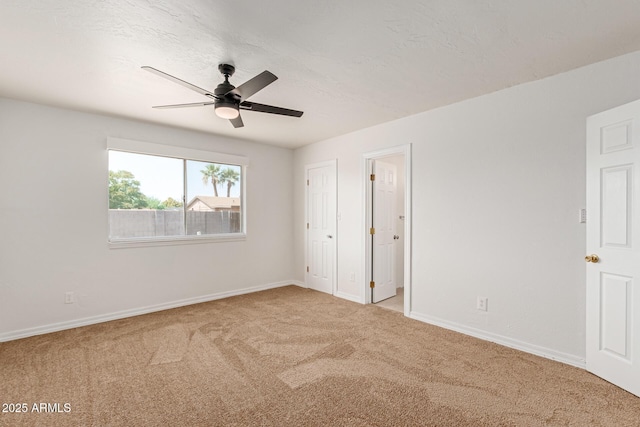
220,168 -> 240,197
201,164 -> 222,196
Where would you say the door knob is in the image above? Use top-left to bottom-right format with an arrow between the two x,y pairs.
327,235 -> 333,239
585,254 -> 599,263
393,235 -> 399,240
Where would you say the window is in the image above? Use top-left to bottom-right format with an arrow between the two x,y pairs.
107,138 -> 247,246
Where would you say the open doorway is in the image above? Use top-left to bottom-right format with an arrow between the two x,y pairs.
363,145 -> 412,316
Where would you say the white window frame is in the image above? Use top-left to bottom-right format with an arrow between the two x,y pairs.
107,137 -> 248,249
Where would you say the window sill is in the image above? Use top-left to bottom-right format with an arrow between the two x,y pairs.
108,233 -> 246,249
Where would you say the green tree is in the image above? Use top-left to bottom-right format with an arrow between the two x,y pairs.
220,168 -> 240,197
109,170 -> 148,209
163,197 -> 183,208
146,197 -> 166,210
201,164 -> 222,197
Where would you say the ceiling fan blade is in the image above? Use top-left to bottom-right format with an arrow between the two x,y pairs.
142,66 -> 217,99
152,101 -> 215,109
229,71 -> 277,100
240,101 -> 304,117
230,114 -> 244,128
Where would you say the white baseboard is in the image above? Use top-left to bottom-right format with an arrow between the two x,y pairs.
0,280 -> 297,342
335,291 -> 365,304
290,280 -> 306,288
409,311 -> 586,369
292,281 -> 363,303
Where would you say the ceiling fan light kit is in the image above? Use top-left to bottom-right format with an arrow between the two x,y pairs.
142,63 -> 303,128
214,102 -> 239,119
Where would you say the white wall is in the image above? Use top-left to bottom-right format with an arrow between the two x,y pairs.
293,50 -> 640,365
0,99 -> 295,340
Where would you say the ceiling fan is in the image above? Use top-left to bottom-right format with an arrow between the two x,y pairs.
142,64 -> 303,128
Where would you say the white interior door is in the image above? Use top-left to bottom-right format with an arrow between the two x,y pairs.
372,159 -> 397,303
586,100 -> 640,397
307,162 -> 336,295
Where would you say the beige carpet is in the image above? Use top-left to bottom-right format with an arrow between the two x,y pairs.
1,286 -> 638,426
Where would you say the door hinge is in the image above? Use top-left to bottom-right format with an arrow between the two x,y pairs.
370,281 -> 375,288
306,266 -> 309,273
369,227 -> 375,235
307,179 -> 309,186
307,223 -> 309,229
370,173 -> 375,181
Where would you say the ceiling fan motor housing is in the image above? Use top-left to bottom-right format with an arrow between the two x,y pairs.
214,81 -> 236,98
214,65 -> 240,118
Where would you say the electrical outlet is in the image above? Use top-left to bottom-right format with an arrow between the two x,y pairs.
477,296 -> 488,311
65,291 -> 74,304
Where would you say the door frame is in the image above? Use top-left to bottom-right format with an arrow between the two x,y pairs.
305,159 -> 338,295
363,144 -> 412,315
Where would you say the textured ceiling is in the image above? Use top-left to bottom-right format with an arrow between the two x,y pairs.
2,1 -> 640,149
